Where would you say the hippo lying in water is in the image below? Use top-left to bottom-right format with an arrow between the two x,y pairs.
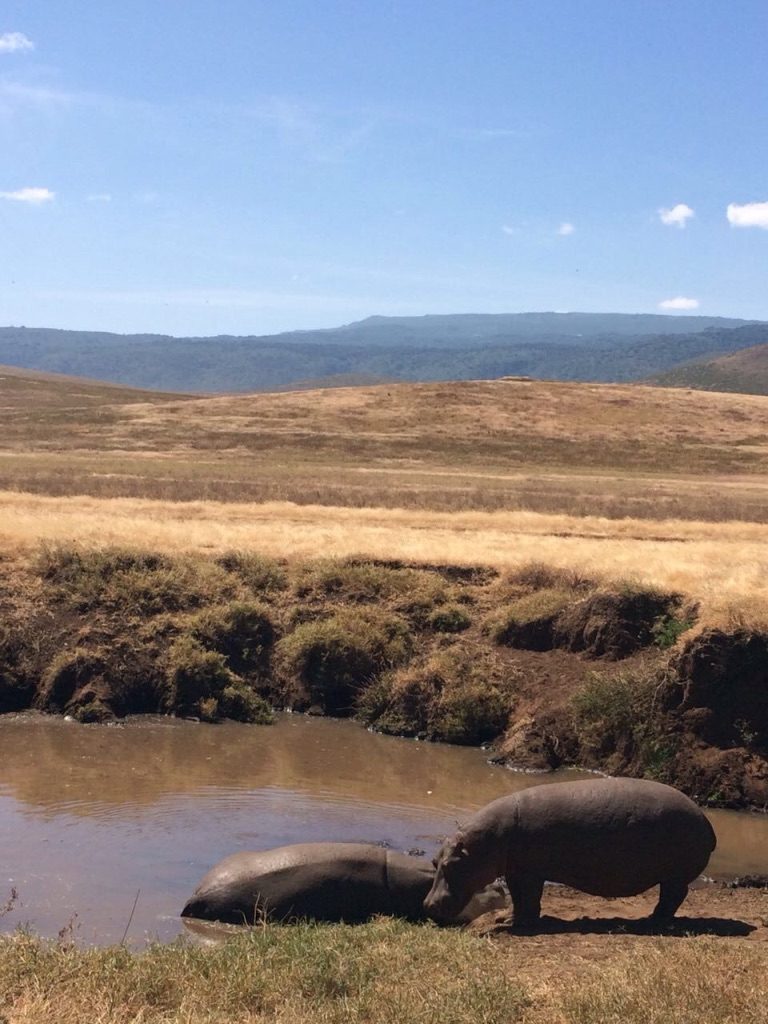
182,842 -> 507,925
424,778 -> 716,928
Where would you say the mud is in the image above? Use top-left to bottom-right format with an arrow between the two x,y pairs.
465,882 -> 768,980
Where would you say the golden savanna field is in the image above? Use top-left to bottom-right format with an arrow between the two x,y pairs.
3,365 -> 768,621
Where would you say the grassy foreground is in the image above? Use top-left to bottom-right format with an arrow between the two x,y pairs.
1,919 -> 766,1024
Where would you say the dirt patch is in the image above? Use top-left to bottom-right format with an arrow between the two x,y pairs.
470,882 -> 768,978
666,628 -> 768,752
555,588 -> 681,659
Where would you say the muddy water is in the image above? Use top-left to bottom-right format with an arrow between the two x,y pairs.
0,714 -> 766,946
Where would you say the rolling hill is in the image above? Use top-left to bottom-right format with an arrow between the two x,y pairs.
648,343 -> 768,395
3,364 -> 768,525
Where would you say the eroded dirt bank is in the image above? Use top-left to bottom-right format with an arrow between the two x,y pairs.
1,545 -> 767,809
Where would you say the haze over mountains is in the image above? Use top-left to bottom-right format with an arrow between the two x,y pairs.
1,312 -> 767,393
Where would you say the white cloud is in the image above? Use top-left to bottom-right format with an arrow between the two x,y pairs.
659,203 -> 694,228
658,296 -> 699,311
557,222 -> 575,236
727,201 -> 768,229
87,192 -> 112,202
0,32 -> 34,53
0,186 -> 54,204
501,224 -> 516,235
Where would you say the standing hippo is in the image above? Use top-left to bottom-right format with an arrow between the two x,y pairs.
182,842 -> 507,925
424,778 -> 716,928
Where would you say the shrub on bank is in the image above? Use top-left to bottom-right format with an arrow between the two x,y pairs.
163,636 -> 273,723
34,544 -> 235,615
275,608 -> 412,715
488,587 -> 574,650
359,644 -> 518,745
427,604 -> 472,633
570,666 -> 674,778
292,558 -> 452,627
38,647 -> 110,712
164,636 -> 235,715
188,600 -> 275,678
218,681 -> 274,723
215,550 -> 287,595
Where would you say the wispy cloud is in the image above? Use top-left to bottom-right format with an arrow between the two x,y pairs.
36,286 -> 386,315
0,32 -> 34,54
727,201 -> 768,229
0,74 -> 386,166
659,203 -> 694,228
557,222 -> 575,236
478,128 -> 529,139
87,192 -> 112,202
501,224 -> 516,236
0,186 -> 54,204
658,296 -> 699,310
0,81 -> 74,104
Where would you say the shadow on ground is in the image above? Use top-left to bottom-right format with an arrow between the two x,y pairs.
487,914 -> 755,938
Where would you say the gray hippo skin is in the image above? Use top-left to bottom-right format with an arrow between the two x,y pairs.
182,842 -> 506,925
424,778 -> 716,927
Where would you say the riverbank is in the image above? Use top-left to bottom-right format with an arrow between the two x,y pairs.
2,884 -> 768,1024
2,543 -> 768,809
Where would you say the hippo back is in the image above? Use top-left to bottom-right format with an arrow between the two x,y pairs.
475,778 -> 716,897
183,842 -> 391,923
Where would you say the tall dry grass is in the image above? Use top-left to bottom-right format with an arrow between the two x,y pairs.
1,491 -> 768,622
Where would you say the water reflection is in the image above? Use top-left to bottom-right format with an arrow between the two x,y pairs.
0,713 -> 765,945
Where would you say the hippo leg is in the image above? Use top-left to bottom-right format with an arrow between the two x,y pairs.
507,874 -> 543,928
650,879 -> 689,922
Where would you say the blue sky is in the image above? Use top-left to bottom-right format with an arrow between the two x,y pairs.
1,0 -> 767,335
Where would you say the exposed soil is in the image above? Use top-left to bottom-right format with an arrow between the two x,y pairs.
471,882 -> 768,976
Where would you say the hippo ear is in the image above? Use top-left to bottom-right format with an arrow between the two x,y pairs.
451,833 -> 470,859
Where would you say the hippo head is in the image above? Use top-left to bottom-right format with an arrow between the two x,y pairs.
423,833 -> 481,923
181,890 -> 255,926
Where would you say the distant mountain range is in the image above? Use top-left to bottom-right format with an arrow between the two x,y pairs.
1,313 -> 767,393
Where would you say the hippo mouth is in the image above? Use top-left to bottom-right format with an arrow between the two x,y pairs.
181,896 -> 251,925
180,897 -> 206,920
423,890 -> 469,924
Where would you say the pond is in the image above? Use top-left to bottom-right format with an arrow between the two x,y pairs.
0,713 -> 765,945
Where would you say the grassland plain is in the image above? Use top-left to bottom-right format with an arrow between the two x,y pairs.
4,367 -> 768,521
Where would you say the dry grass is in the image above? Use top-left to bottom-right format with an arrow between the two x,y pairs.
4,371 -> 768,620
1,923 -> 767,1024
4,373 -> 768,522
2,491 -> 768,623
